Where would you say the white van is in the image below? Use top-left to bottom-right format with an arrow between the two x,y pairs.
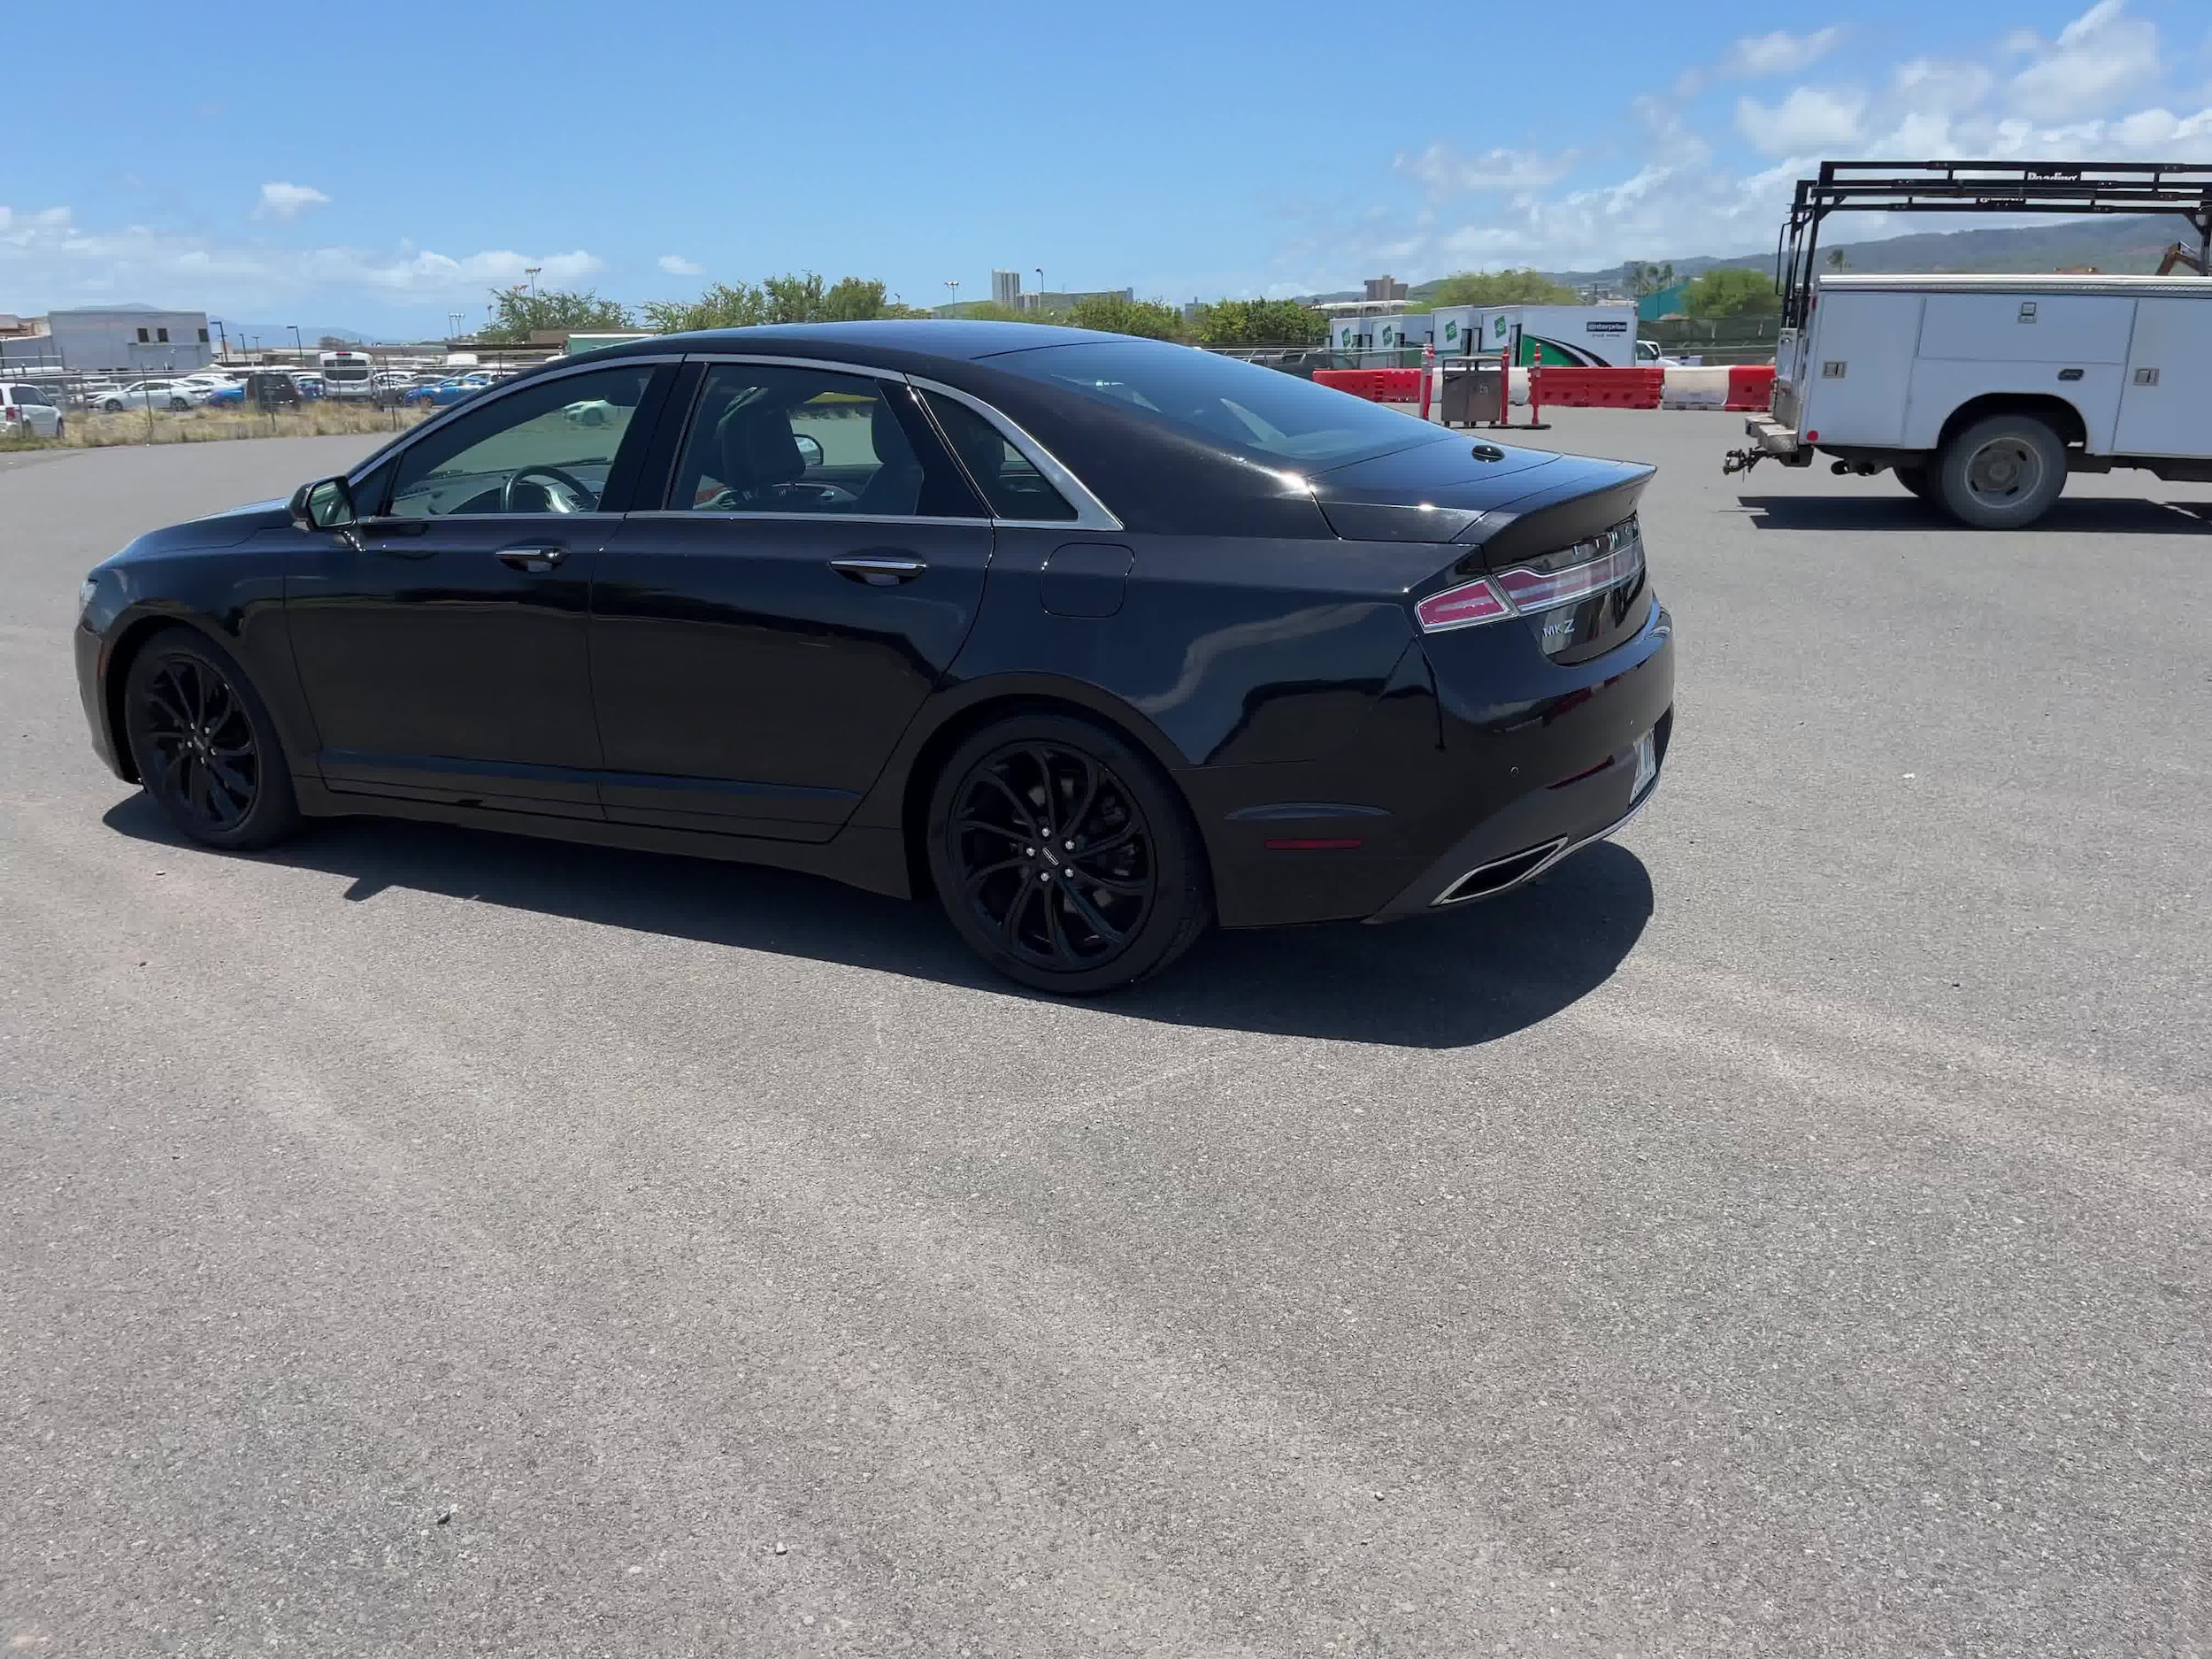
1735,273 -> 2212,526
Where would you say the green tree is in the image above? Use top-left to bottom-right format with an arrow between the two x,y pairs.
1425,268 -> 1578,307
951,300 -> 1033,323
1193,297 -> 1326,347
1682,265 -> 1780,317
480,287 -> 633,342
641,281 -> 767,332
1066,293 -> 1187,340
641,272 -> 928,333
1621,259 -> 1677,297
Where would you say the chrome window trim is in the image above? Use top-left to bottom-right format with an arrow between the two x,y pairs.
656,354 -> 1118,530
626,510 -> 996,528
348,352 -> 682,495
680,351 -> 907,380
902,373 -> 1123,533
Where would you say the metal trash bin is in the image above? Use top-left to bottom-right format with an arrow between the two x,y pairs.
1440,360 -> 1504,427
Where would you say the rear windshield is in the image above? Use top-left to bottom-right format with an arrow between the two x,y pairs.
983,338 -> 1440,470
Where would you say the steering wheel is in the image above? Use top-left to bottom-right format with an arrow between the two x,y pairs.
503,465 -> 595,514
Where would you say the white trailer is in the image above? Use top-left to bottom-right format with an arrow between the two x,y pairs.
1431,304 -> 1479,355
1469,304 -> 1638,366
1735,273 -> 2212,526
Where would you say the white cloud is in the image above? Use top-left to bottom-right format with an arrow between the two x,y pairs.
1725,27 -> 1846,78
0,207 -> 603,314
1892,58 -> 1994,113
255,181 -> 330,221
657,253 -> 703,277
2009,0 -> 2158,119
1298,0 -> 2207,292
1735,85 -> 1867,154
1394,144 -> 1578,198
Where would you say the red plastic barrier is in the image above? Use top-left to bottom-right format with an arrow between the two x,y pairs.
1724,365 -> 1776,411
1528,366 -> 1663,409
1314,368 -> 1425,403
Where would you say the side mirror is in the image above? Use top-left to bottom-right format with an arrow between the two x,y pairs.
793,433 -> 825,469
288,475 -> 356,533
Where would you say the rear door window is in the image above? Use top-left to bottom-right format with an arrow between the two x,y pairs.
668,365 -> 980,518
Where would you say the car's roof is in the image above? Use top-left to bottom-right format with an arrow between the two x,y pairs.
584,319 -> 1112,371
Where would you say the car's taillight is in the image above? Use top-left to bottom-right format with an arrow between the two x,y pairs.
1415,577 -> 1511,632
1416,518 -> 1646,634
2,406 -> 16,422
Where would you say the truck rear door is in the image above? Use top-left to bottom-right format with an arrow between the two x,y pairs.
2115,297 -> 2212,459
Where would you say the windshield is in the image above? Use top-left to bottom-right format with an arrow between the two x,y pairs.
984,338 -> 1441,470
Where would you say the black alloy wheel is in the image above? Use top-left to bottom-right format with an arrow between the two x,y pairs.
123,628 -> 300,850
926,713 -> 1210,994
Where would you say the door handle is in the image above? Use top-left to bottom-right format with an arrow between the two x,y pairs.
830,556 -> 927,587
496,544 -> 568,572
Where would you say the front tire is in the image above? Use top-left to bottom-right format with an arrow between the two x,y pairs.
1935,414 -> 2066,528
926,712 -> 1211,995
122,628 -> 301,851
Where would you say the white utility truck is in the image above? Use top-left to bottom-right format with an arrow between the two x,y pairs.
1733,273 -> 2212,526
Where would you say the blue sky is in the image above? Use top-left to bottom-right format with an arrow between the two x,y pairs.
6,0 -> 2208,338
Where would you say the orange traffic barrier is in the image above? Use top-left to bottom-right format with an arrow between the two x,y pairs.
1528,366 -> 1664,409
1314,368 -> 1425,403
1724,365 -> 1777,411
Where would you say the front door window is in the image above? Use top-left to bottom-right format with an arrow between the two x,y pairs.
384,365 -> 655,518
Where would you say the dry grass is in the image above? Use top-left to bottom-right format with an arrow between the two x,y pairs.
0,402 -> 432,451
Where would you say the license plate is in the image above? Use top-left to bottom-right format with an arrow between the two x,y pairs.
1631,729 -> 1658,799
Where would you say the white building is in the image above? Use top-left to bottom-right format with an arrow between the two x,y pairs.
991,269 -> 1023,308
42,307 -> 214,373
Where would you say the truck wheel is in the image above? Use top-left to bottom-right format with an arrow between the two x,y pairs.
1935,415 -> 2066,528
1895,465 -> 1934,501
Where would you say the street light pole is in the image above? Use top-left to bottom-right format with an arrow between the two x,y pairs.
289,325 -> 303,365
525,266 -> 542,296
945,280 -> 960,313
1035,267 -> 1045,313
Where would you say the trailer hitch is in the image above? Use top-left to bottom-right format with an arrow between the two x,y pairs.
1721,447 -> 1765,476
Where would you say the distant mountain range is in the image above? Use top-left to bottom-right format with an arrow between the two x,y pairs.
1302,216 -> 2203,305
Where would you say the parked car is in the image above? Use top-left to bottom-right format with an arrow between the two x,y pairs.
0,382 -> 65,438
243,372 -> 301,409
293,373 -> 327,400
73,321 -> 1671,994
180,374 -> 246,407
402,377 -> 487,407
96,380 -> 204,413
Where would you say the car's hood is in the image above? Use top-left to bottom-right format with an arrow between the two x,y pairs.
1305,434 -> 1644,547
102,499 -> 291,566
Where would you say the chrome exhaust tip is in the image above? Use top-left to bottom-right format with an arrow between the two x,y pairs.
1432,838 -> 1571,907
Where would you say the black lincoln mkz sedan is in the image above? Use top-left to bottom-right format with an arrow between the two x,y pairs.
76,322 -> 1672,992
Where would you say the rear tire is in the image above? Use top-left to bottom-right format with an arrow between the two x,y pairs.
925,711 -> 1211,995
122,627 -> 302,852
1934,414 -> 2066,528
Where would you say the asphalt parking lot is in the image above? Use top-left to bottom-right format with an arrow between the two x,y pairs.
4,413 -> 2208,1657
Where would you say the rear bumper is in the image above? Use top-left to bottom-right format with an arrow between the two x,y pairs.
1744,414 -> 1800,455
1194,596 -> 1674,929
1365,709 -> 1669,921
